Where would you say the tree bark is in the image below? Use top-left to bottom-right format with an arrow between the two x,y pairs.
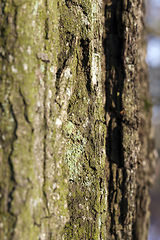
0,0 -> 155,239
103,1 -> 156,239
103,0 -> 140,239
133,2 -> 156,240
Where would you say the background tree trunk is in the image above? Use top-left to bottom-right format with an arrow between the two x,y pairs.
132,2 -> 156,240
0,0 -> 155,239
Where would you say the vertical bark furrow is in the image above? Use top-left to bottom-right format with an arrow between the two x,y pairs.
0,0 -> 107,239
103,0 -> 145,239
61,1 -> 107,239
0,1 -> 19,238
0,0 -> 154,239
0,1 -> 70,239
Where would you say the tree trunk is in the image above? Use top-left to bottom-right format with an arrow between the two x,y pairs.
132,2 -> 156,239
0,0 -> 155,239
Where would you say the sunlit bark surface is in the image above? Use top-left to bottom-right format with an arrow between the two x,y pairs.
0,0 -> 154,239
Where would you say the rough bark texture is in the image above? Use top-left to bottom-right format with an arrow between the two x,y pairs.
132,2 -> 156,240
0,0 -> 154,240
103,0 -> 141,239
102,0 -> 155,239
0,1 -> 107,239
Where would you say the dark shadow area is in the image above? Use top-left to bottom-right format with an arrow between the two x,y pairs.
80,39 -> 91,95
103,0 -> 125,167
103,0 -> 128,236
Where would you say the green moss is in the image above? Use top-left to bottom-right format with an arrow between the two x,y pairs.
143,98 -> 152,112
59,1 -> 92,39
0,0 -> 108,239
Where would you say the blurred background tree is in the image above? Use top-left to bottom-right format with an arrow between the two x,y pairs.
146,1 -> 160,239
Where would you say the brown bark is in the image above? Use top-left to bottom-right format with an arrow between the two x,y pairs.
133,2 -> 156,239
102,0 -> 155,239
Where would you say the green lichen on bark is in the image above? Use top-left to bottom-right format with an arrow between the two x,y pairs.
0,0 -> 152,239
60,0 -> 107,239
0,0 -> 69,239
0,0 -> 107,239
